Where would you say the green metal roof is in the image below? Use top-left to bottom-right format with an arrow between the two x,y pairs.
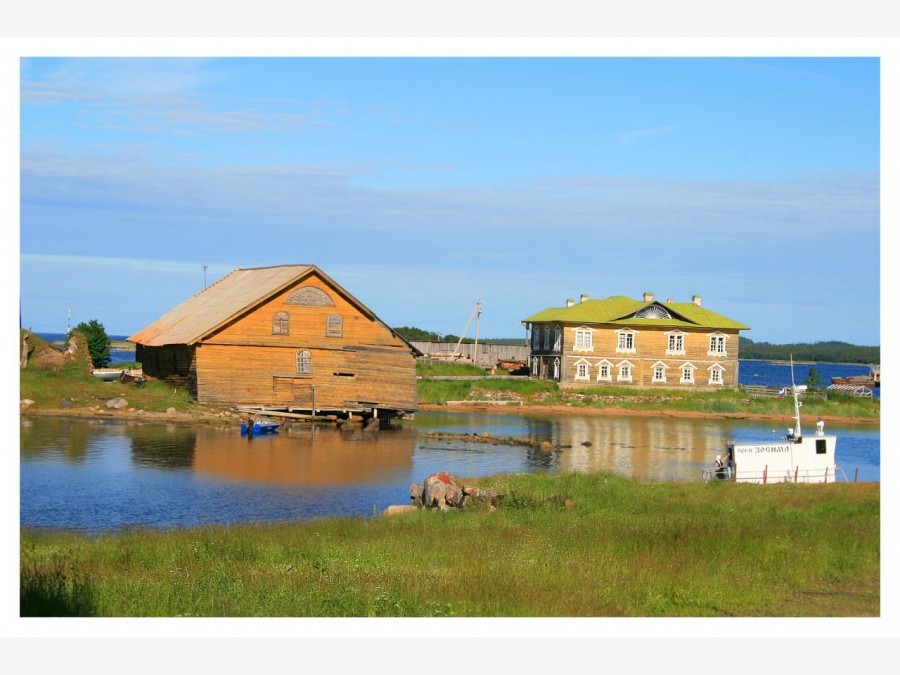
523,295 -> 749,330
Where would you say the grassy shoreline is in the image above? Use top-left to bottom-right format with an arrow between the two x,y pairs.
20,471 -> 879,617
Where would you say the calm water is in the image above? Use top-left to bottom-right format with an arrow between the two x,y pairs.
20,412 -> 880,532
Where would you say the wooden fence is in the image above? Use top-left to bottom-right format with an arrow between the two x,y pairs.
410,341 -> 529,367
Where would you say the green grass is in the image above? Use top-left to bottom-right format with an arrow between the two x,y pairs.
20,472 -> 879,617
416,361 -> 494,376
20,355 -> 195,413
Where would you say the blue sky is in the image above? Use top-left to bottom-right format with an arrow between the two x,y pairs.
19,56 -> 880,343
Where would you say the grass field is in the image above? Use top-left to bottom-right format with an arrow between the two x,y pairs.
20,472 -> 879,617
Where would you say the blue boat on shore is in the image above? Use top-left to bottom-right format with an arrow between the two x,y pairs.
241,418 -> 280,436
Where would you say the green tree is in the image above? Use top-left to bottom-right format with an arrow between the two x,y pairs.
70,319 -> 112,368
804,366 -> 823,391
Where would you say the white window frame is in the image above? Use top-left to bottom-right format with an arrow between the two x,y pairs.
617,360 -> 633,382
708,363 -> 725,385
666,330 -> 685,355
553,357 -> 560,380
574,358 -> 591,381
574,326 -> 594,352
296,349 -> 312,374
615,328 -> 637,354
597,360 -> 612,382
651,361 -> 667,383
553,325 -> 562,352
708,332 -> 727,357
680,362 -> 696,384
532,356 -> 539,377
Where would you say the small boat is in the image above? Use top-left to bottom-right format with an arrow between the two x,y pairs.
241,417 -> 280,435
91,368 -> 124,382
705,357 -> 840,484
831,365 -> 879,388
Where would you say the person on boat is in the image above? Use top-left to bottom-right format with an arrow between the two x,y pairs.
714,454 -> 726,480
816,417 -> 825,436
245,416 -> 254,438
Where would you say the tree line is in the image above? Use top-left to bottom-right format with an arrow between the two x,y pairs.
738,338 -> 879,364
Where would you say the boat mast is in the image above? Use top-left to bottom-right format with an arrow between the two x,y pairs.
790,354 -> 802,438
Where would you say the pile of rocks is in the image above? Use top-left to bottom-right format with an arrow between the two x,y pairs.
382,472 -> 502,516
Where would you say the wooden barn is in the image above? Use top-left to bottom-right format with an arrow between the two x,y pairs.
129,265 -> 420,420
523,293 -> 749,389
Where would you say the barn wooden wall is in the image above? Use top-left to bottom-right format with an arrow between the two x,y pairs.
191,271 -> 416,409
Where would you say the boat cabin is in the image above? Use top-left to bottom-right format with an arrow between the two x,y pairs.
725,430 -> 837,484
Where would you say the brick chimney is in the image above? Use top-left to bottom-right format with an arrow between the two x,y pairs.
580,294 -> 589,303
692,295 -> 702,306
667,298 -> 674,304
643,292 -> 654,302
566,298 -> 574,307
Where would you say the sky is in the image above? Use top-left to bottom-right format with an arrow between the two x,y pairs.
18,56 -> 880,344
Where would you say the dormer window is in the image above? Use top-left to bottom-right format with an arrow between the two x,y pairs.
635,305 -> 672,319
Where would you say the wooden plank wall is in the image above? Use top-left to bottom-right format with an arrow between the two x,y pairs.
529,323 -> 741,389
193,271 -> 417,409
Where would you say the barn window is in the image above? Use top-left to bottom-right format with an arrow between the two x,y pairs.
543,327 -> 551,350
553,326 -> 561,352
296,350 -> 312,373
273,312 -> 290,335
532,326 -> 541,350
326,313 -> 343,338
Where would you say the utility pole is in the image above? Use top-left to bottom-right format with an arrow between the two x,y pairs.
472,299 -> 482,368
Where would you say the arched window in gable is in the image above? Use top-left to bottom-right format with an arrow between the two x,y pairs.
326,313 -> 343,338
273,312 -> 290,335
296,350 -> 312,374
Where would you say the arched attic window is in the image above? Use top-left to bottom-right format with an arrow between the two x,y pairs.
635,305 -> 672,319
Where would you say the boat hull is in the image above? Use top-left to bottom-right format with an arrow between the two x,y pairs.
241,423 -> 279,436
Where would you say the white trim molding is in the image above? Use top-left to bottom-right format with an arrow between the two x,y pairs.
617,359 -> 634,383
615,328 -> 638,354
665,329 -> 686,356
596,359 -> 613,382
573,357 -> 590,381
573,325 -> 595,352
707,362 -> 725,385
651,360 -> 668,383
679,362 -> 696,384
707,331 -> 728,357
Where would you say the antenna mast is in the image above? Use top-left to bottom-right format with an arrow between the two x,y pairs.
790,354 -> 803,439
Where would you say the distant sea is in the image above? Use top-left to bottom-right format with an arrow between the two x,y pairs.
34,333 -> 879,397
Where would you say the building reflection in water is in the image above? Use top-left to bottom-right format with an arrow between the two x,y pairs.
544,416 -> 727,481
191,425 -> 416,485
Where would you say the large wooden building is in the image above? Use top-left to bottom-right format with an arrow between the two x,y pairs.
522,293 -> 749,389
129,265 -> 419,419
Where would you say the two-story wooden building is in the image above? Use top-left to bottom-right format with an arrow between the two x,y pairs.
129,265 -> 420,420
522,293 -> 749,389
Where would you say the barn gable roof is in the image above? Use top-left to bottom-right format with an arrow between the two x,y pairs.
129,265 -> 419,353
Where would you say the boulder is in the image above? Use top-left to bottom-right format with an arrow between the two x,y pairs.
106,397 -> 128,409
20,399 -> 34,410
166,407 -> 177,415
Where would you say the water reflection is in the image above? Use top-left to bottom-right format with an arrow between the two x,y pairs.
20,412 -> 879,531
128,424 -> 197,470
191,425 -> 415,485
